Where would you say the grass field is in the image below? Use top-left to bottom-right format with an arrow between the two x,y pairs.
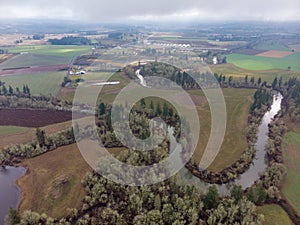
61,71 -> 130,104
257,204 -> 293,225
17,143 -> 92,218
210,63 -> 300,83
4,45 -> 92,58
0,71 -> 65,96
226,52 -> 300,71
64,72 -> 254,173
190,88 -> 255,172
254,42 -> 291,51
282,131 -> 300,215
0,45 -> 91,69
0,54 -> 69,69
0,126 -> 28,136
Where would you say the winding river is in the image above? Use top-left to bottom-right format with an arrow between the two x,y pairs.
178,92 -> 283,194
0,166 -> 25,224
135,69 -> 283,193
0,76 -> 283,223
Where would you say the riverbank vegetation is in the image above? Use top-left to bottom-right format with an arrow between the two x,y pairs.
3,61 -> 300,224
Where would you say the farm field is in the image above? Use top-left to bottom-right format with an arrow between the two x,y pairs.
254,42 -> 291,51
256,50 -> 293,58
290,44 -> 300,52
257,204 -> 293,225
226,52 -> 300,71
61,71 -> 130,103
0,54 -> 69,69
17,143 -> 92,218
210,63 -> 300,83
0,71 -> 65,96
282,130 -> 300,215
0,108 -> 86,128
191,88 -> 255,172
0,64 -> 68,76
0,117 -> 93,150
0,45 -> 91,69
0,126 -> 28,136
3,45 -> 92,58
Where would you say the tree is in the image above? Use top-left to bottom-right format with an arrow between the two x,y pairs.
140,98 -> 146,109
222,56 -> 227,64
154,194 -> 161,211
245,75 -> 248,84
258,77 -> 262,86
2,85 -> 7,95
150,100 -> 154,110
230,185 -> 243,203
228,76 -> 233,85
156,102 -> 162,115
162,102 -> 169,117
6,208 -> 20,225
203,185 -> 219,210
36,128 -> 46,146
272,77 -> 278,89
99,102 -> 106,116
8,85 -> 14,95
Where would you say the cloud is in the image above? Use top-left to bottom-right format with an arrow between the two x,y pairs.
0,0 -> 299,21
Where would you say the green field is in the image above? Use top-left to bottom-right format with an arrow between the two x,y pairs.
1,72 -> 65,96
4,45 -> 92,58
227,53 -> 300,71
255,42 -> 290,51
0,45 -> 91,69
211,63 -> 300,84
257,204 -> 293,225
0,54 -> 69,69
0,126 -> 27,136
282,131 -> 300,214
207,88 -> 254,172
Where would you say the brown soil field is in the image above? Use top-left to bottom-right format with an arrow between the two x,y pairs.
0,108 -> 86,127
0,116 -> 94,150
0,64 -> 68,76
256,50 -> 294,58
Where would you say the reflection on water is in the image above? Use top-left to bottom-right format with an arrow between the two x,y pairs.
0,166 -> 26,224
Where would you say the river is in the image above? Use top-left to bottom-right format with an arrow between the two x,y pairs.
178,92 -> 283,194
135,70 -> 283,193
0,166 -> 25,224
0,85 -> 282,222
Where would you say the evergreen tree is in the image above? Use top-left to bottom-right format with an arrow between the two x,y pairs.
36,128 -> 46,146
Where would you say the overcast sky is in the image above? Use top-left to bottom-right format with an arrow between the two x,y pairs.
0,0 -> 299,22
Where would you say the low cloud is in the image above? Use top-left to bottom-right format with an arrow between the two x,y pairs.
0,0 -> 299,21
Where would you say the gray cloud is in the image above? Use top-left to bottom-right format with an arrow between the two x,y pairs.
0,0 -> 299,21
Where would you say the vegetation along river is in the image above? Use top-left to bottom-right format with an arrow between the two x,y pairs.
0,92 -> 282,223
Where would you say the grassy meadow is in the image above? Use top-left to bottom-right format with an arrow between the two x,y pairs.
0,72 -> 65,96
190,88 -> 255,172
0,45 -> 91,69
18,144 -> 92,218
282,131 -> 300,215
257,204 -> 293,225
0,126 -> 28,136
210,63 -> 300,83
4,45 -> 92,58
226,52 -> 300,71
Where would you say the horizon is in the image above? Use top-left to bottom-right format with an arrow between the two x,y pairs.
0,0 -> 300,22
